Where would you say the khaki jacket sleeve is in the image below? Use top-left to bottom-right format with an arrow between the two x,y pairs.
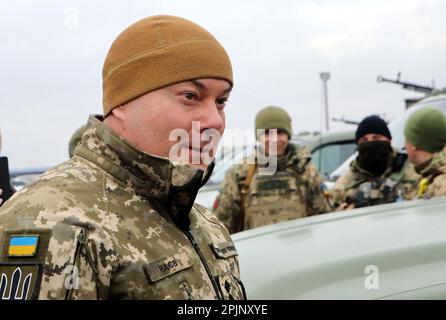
0,214 -> 116,300
38,221 -> 116,300
330,170 -> 356,208
427,174 -> 446,198
305,163 -> 332,215
213,166 -> 244,234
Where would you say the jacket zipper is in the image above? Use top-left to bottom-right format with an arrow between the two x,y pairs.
185,231 -> 223,300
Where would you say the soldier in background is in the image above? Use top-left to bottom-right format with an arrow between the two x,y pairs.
332,115 -> 418,210
0,15 -> 245,300
404,107 -> 446,198
214,106 -> 331,234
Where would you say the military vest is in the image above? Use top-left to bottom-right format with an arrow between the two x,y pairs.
243,168 -> 307,229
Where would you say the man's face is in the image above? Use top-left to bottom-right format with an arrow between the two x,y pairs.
405,139 -> 417,164
357,133 -> 390,144
112,78 -> 232,171
260,129 -> 289,157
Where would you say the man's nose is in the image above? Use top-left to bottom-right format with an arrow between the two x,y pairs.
199,100 -> 225,131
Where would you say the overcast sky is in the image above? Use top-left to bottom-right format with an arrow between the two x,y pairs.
1,0 -> 446,169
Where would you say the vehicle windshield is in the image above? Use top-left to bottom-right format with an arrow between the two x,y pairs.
389,96 -> 446,151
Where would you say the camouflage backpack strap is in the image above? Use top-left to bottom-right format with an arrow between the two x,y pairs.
344,178 -> 367,192
236,163 -> 257,233
388,153 -> 408,183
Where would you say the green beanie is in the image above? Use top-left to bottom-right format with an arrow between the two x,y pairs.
255,106 -> 292,139
404,107 -> 446,153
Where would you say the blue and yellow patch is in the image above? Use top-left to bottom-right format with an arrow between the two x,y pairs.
8,236 -> 39,257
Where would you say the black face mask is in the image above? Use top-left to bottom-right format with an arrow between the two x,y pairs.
357,140 -> 392,176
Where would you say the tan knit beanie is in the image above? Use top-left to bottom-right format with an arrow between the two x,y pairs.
102,15 -> 233,116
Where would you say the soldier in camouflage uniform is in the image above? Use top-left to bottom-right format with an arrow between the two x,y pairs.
332,115 -> 418,209
0,16 -> 245,300
214,106 -> 331,234
404,107 -> 446,199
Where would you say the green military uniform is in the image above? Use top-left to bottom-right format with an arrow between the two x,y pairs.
415,150 -> 446,199
214,143 -> 331,234
0,116 -> 245,300
332,149 -> 419,208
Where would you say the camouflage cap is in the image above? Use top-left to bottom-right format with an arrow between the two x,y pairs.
255,106 -> 292,139
404,107 -> 446,153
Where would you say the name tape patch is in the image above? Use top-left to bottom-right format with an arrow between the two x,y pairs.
211,241 -> 238,259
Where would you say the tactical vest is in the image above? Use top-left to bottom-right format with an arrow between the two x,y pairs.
345,153 -> 412,207
243,169 -> 306,229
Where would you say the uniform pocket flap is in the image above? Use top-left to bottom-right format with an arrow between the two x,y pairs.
144,254 -> 193,283
211,241 -> 238,259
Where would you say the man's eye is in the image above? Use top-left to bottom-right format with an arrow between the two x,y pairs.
184,93 -> 196,100
216,97 -> 228,106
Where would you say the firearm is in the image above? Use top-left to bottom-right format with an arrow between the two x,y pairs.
332,117 -> 360,126
345,180 -> 400,209
377,72 -> 435,94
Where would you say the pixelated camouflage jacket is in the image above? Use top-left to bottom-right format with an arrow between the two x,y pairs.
214,143 -> 331,234
415,150 -> 446,199
331,149 -> 419,208
0,115 -> 245,300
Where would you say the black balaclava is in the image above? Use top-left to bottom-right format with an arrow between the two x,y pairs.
357,140 -> 392,176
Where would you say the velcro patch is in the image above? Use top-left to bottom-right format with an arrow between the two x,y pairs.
144,255 -> 193,283
8,235 -> 39,257
211,241 -> 238,259
0,263 -> 42,300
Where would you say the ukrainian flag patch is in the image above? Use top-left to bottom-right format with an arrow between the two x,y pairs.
8,235 -> 39,257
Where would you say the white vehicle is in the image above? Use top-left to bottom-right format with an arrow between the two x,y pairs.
233,197 -> 446,299
232,93 -> 446,300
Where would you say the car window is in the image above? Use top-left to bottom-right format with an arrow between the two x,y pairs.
311,142 -> 357,179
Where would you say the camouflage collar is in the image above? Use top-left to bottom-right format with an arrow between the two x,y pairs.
287,143 -> 311,168
254,143 -> 311,172
74,115 -> 210,202
415,150 -> 446,179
